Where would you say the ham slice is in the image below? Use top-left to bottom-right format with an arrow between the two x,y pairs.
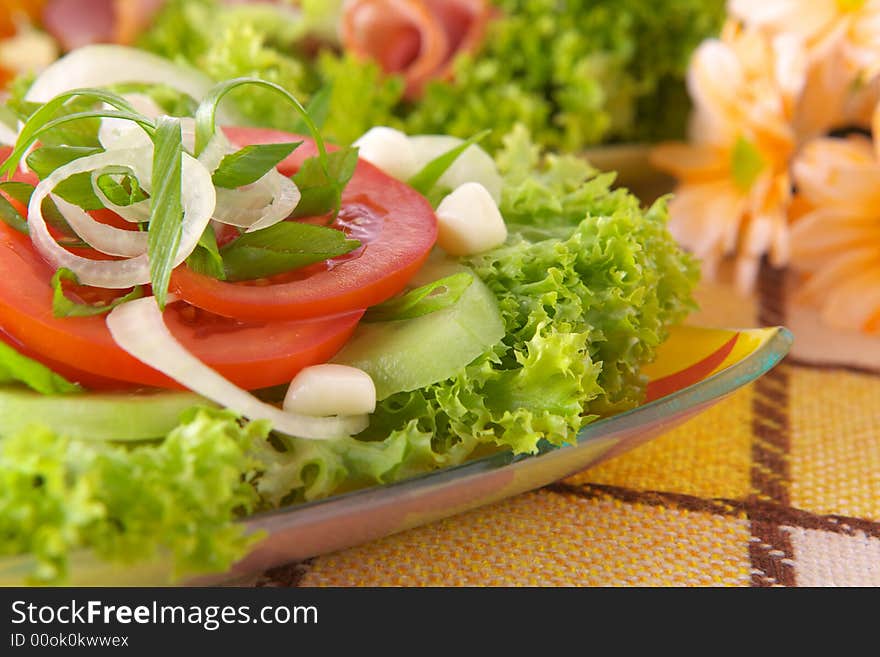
41,0 -> 165,51
424,0 -> 489,72
341,0 -> 490,99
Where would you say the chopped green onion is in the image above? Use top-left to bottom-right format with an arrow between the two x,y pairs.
147,116 -> 184,310
1,88 -> 141,177
2,110 -> 155,182
194,77 -> 325,161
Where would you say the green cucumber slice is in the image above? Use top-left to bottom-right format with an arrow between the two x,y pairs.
0,388 -> 211,441
333,258 -> 505,400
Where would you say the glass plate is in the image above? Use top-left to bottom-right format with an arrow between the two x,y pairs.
0,324 -> 792,586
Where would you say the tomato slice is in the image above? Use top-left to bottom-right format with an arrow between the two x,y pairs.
170,127 -> 438,320
0,219 -> 364,390
0,330 -> 138,391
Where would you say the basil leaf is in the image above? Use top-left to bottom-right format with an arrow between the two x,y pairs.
0,339 -> 81,394
221,222 -> 360,282
51,268 -> 144,318
0,182 -> 85,245
186,224 -> 226,280
212,141 -> 301,189
0,181 -> 34,206
1,88 -> 143,177
364,273 -> 473,323
407,130 -> 491,196
291,84 -> 333,134
96,172 -> 149,207
26,145 -> 105,210
291,146 -> 358,219
147,116 -> 184,310
0,182 -> 34,233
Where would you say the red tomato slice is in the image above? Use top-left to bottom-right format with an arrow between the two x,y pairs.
170,127 -> 438,321
0,330 -> 137,391
0,219 -> 364,390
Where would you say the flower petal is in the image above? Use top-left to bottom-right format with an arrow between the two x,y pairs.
649,142 -> 726,182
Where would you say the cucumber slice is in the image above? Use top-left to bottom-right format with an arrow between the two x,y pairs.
0,388 -> 210,441
333,259 -> 505,400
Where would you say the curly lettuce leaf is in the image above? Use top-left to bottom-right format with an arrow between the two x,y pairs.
0,408 -> 269,584
136,0 -> 723,149
488,126 -> 700,412
0,116 -> 698,582
140,0 -> 316,133
312,52 -> 405,146
254,126 -> 698,505
399,0 -> 726,150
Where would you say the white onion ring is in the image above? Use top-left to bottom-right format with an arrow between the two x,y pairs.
90,165 -> 152,225
28,148 -> 215,288
99,93 -> 165,152
198,129 -> 301,232
53,195 -> 148,257
214,171 -> 301,233
100,111 -> 197,154
52,150 -> 153,256
26,45 -> 216,105
107,296 -> 368,440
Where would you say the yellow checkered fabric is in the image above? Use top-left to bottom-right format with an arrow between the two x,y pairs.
255,263 -> 880,587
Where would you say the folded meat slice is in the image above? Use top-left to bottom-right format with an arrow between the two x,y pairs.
424,0 -> 490,74
341,0 -> 490,99
41,0 -> 164,51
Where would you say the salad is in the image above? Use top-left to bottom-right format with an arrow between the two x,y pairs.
0,45 -> 698,585
3,0 -> 727,151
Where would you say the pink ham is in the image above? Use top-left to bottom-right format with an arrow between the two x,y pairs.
41,0 -> 165,51
341,0 -> 491,100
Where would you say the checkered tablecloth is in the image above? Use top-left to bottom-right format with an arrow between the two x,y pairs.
252,259 -> 880,587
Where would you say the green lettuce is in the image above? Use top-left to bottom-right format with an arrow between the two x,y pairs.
249,126 -> 699,501
0,408 -> 268,584
401,0 -> 726,150
0,341 -> 81,394
0,124 -> 697,582
139,0 -> 317,134
137,0 -> 724,149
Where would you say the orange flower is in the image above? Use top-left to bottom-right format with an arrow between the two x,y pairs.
729,0 -> 880,68
651,25 -> 805,293
789,106 -> 880,333
731,0 -> 880,139
795,46 -> 880,140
